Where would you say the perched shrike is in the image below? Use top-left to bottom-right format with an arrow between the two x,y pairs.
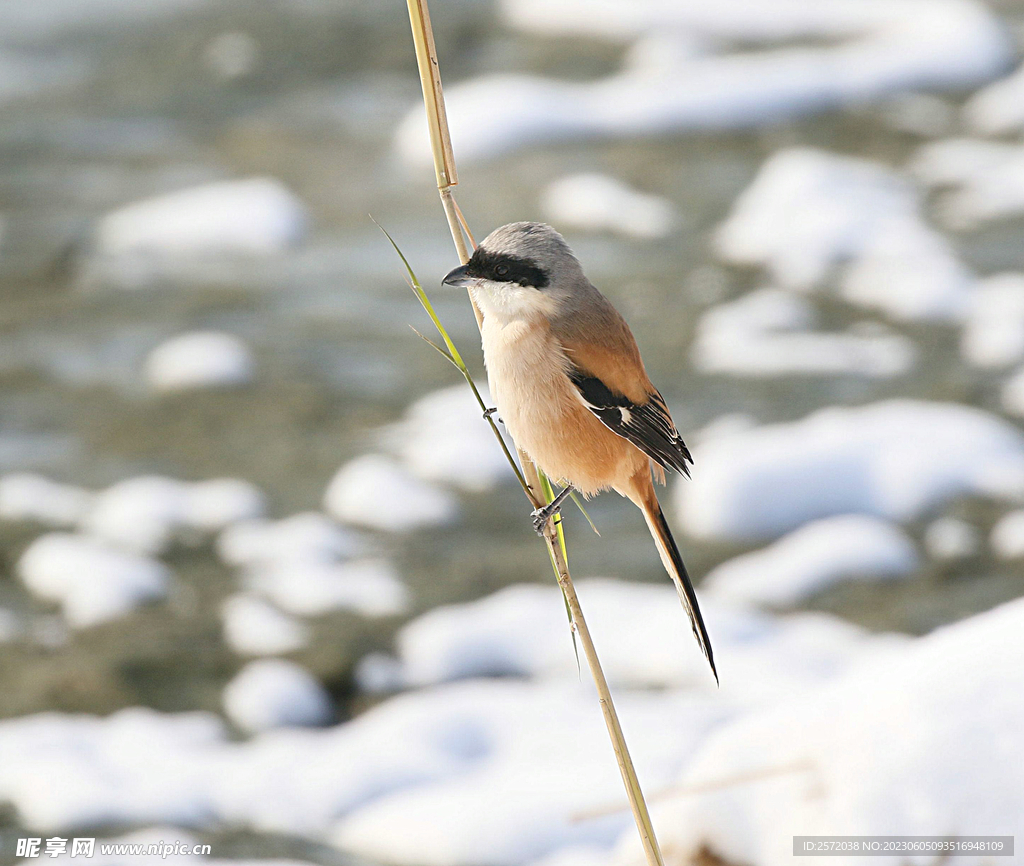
443,221 -> 716,681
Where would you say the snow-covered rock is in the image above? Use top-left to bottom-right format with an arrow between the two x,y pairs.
330,681 -> 718,866
0,592 -> 934,866
144,332 -> 254,393
396,579 -> 904,697
221,594 -> 309,657
245,558 -> 409,618
541,174 -> 676,239
675,400 -> 1024,542
0,473 -> 94,527
96,178 -> 306,257
923,516 -> 980,562
216,512 -> 363,568
324,455 -> 458,532
0,682 -> 708,850
386,384 -> 510,493
912,138 -> 1024,229
223,660 -> 332,734
691,288 -> 915,378
960,273 -> 1024,370
703,515 -> 919,607
82,476 -> 188,554
715,148 -> 973,322
183,478 -> 267,535
990,509 -> 1024,559
83,475 -> 265,554
611,598 -> 1024,866
397,0 -> 1011,164
0,588 -> 1015,866
964,63 -> 1024,135
18,533 -> 169,628
0,707 -> 226,830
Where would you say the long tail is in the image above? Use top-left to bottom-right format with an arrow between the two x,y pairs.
634,479 -> 718,684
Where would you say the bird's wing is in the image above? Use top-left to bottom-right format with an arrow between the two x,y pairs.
552,294 -> 692,476
568,368 -> 692,477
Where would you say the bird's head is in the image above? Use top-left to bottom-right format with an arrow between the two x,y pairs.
442,222 -> 586,321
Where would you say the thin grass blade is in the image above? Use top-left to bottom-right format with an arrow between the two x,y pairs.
377,221 -> 532,497
409,326 -> 457,365
569,491 -> 600,535
539,470 -> 581,673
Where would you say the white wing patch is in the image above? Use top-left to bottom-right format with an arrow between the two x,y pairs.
568,370 -> 693,477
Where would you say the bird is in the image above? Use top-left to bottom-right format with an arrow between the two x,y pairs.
442,221 -> 716,682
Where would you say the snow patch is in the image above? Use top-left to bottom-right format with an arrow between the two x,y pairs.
18,533 -> 168,628
960,273 -> 1024,370
675,400 -> 1024,542
912,138 -> 1024,229
96,178 -> 306,257
964,63 -> 1024,135
691,288 -> 915,378
611,598 -> 1024,866
324,455 -> 458,532
541,173 -> 676,239
396,578 -> 904,698
385,384 -> 509,493
216,512 -> 364,568
83,475 -> 265,555
703,515 -> 919,607
397,0 -> 1011,164
144,332 -> 254,393
990,509 -> 1024,559
715,148 -> 973,322
223,660 -> 332,734
923,516 -> 980,562
0,473 -> 94,528
221,594 -> 309,657
245,559 -> 409,618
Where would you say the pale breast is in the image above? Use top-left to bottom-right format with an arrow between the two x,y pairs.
481,317 -> 570,440
480,316 -> 642,494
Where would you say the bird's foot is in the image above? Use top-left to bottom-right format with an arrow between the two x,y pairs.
530,506 -> 553,536
530,485 -> 575,536
483,407 -> 500,422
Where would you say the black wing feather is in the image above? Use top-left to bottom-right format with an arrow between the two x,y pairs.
568,370 -> 692,477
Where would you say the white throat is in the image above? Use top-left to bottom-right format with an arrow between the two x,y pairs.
471,280 -> 559,325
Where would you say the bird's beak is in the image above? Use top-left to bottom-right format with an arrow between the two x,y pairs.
442,264 -> 477,288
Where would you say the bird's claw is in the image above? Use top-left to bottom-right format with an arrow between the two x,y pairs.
530,485 -> 575,536
531,505 -> 556,536
483,407 -> 499,421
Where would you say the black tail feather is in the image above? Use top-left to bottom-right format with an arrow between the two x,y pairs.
646,501 -> 718,684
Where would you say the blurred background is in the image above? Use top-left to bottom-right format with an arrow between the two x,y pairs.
0,1 -> 1023,865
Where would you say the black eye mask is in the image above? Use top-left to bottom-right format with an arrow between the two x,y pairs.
465,249 -> 550,289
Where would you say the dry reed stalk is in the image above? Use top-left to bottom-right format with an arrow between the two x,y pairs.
403,3 -> 667,864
